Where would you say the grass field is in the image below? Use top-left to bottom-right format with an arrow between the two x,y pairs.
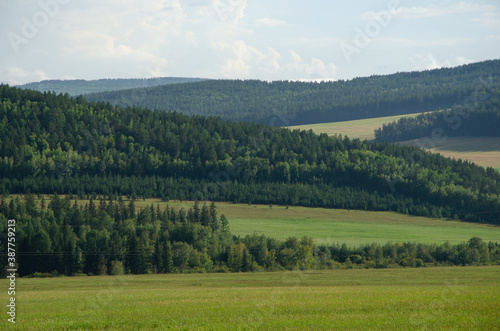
11,196 -> 500,245
287,111 -> 430,141
41,197 -> 497,246
134,200 -> 500,245
2,266 -> 499,330
399,136 -> 500,169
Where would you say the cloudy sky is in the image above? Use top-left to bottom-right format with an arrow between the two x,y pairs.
1,0 -> 499,85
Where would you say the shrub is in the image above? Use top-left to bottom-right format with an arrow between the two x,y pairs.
109,261 -> 124,276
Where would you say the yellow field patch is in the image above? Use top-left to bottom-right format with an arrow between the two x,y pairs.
287,111 -> 433,141
399,136 -> 500,169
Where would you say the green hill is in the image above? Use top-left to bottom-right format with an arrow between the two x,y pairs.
84,59 -> 500,124
16,77 -> 207,96
1,84 -> 500,225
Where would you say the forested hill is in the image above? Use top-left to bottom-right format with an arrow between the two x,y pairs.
84,59 -> 500,125
375,91 -> 500,142
16,77 -> 207,97
1,84 -> 500,225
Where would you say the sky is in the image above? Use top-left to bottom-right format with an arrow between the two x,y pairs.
1,0 -> 499,85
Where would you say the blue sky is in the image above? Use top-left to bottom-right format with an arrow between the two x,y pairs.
1,0 -> 499,85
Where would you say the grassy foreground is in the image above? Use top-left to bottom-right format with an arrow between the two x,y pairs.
1,266 -> 499,330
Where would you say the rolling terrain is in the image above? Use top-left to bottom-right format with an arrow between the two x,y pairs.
287,111 -> 433,141
16,77 -> 206,96
399,136 -> 500,169
288,117 -> 500,169
2,85 -> 500,225
84,59 -> 500,124
289,91 -> 500,170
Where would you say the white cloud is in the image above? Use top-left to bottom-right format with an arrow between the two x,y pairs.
0,67 -> 48,85
1,0 -> 498,85
473,12 -> 500,28
212,0 -> 247,23
284,51 -> 336,81
218,41 -> 336,80
409,53 -> 474,71
377,37 -> 472,47
392,2 -> 496,19
255,18 -> 287,27
223,40 -> 264,76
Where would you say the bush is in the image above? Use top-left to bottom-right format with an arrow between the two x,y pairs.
109,261 -> 124,276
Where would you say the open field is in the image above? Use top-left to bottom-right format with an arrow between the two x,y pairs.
1,266 -> 499,330
287,111 -> 431,141
399,136 -> 500,169
20,196 -> 499,245
137,200 -> 500,245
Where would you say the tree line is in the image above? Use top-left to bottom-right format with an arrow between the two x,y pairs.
1,196 -> 499,277
84,59 -> 500,124
375,92 -> 500,142
17,77 -> 206,97
1,84 -> 500,224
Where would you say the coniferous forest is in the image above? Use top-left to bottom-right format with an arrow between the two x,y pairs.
1,84 -> 500,228
1,195 -> 499,277
17,77 -> 207,97
375,91 -> 500,142
83,59 -> 500,124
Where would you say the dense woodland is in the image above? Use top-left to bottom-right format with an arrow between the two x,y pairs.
1,85 -> 500,225
84,60 -> 500,124
17,77 -> 206,97
1,196 -> 499,277
375,92 -> 500,142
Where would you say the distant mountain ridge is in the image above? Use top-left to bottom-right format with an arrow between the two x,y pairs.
16,77 -> 208,96
84,59 -> 500,125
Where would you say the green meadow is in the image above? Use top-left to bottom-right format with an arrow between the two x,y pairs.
20,196 -> 500,246
133,200 -> 500,246
2,266 -> 499,330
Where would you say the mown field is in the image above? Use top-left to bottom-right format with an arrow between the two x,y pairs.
1,266 -> 499,330
287,111 -> 430,141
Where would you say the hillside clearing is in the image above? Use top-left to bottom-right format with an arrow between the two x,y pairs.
287,111 -> 433,141
289,116 -> 500,169
399,136 -> 500,169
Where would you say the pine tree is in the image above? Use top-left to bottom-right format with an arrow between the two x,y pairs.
209,202 -> 218,230
163,241 -> 173,273
220,214 -> 229,233
128,199 -> 136,218
200,203 -> 210,227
